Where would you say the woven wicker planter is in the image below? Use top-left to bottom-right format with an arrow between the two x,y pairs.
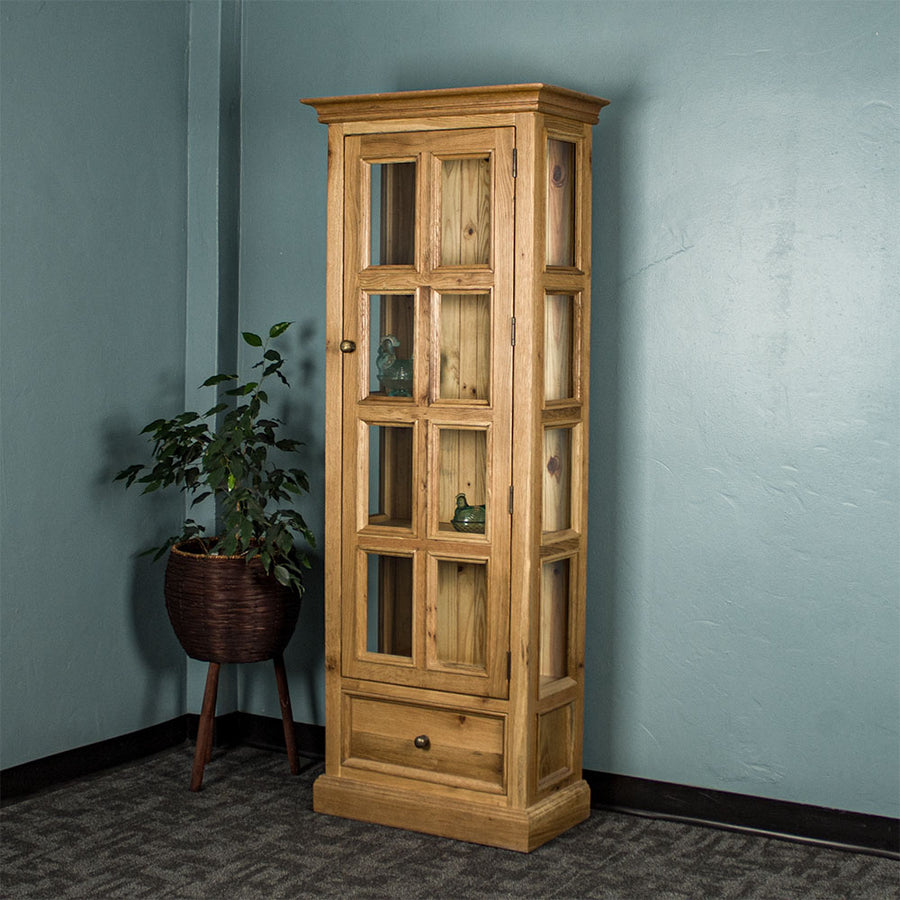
164,539 -> 301,664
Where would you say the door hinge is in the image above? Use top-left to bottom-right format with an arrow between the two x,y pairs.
508,485 -> 514,515
512,148 -> 517,178
507,650 -> 512,680
510,316 -> 516,347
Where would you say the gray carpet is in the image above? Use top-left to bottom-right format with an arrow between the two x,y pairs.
2,744 -> 897,899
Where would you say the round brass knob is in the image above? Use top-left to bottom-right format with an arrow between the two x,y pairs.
413,734 -> 430,750
339,339 -> 356,353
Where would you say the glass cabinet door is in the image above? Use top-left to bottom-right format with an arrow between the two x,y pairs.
341,128 -> 514,698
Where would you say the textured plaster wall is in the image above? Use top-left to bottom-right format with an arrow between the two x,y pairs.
1,1 -> 190,767
1,0 -> 896,821
237,1 -> 899,817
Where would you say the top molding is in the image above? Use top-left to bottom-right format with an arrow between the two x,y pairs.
301,83 -> 610,125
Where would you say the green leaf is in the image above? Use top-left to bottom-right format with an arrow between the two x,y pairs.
273,565 -> 290,586
114,464 -> 144,485
225,382 -> 257,396
242,331 -> 263,347
269,322 -> 292,338
201,373 -> 238,387
140,418 -> 167,434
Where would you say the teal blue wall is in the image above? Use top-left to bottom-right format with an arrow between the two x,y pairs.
237,0 -> 899,819
1,1 -> 190,766
1,0 -> 897,821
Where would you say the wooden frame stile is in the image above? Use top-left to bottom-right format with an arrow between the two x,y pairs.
571,116 -> 594,795
509,110 -> 540,815
323,120 -> 347,779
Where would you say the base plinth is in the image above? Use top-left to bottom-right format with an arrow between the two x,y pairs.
313,773 -> 590,852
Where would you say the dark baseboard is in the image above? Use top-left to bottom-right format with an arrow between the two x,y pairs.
236,713 -> 326,758
584,770 -> 899,859
1,717 -> 188,805
184,710 -> 325,759
3,716 -> 896,859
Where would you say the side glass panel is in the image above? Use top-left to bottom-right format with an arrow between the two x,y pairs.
546,139 -> 576,267
438,292 -> 491,403
369,161 -> 415,266
365,552 -> 413,658
544,293 -> 574,402
435,558 -> 487,668
368,294 -> 415,398
440,156 -> 491,266
437,428 -> 487,535
537,704 -> 574,787
542,427 -> 572,533
540,557 -> 571,685
367,424 -> 414,529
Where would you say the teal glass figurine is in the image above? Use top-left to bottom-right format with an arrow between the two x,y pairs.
376,334 -> 413,397
451,493 -> 485,534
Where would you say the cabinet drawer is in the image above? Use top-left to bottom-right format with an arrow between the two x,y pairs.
344,694 -> 505,793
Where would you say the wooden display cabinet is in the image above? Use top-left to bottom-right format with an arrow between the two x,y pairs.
303,84 -> 608,852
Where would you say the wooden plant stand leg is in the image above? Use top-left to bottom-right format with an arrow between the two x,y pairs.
190,661 -> 221,792
273,653 -> 300,775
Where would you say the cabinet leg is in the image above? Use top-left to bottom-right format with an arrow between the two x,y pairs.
273,653 -> 299,775
190,661 -> 220,792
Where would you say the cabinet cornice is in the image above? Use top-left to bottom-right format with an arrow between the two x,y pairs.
302,83 -> 609,125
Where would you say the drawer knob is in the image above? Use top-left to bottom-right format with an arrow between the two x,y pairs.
339,339 -> 356,353
413,734 -> 430,750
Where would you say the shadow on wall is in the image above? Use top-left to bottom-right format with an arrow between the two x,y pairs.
129,555 -> 187,722
242,315 -> 326,722
99,320 -> 327,724
100,412 -> 188,721
281,316 -> 325,724
585,86 -> 629,773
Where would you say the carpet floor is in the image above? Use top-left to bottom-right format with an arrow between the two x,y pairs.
2,744 -> 897,899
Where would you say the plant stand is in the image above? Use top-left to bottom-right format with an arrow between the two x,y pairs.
190,652 -> 300,791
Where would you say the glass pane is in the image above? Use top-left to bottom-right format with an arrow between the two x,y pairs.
439,293 -> 490,402
438,428 -> 487,534
370,161 -> 415,266
441,157 -> 491,265
546,140 -> 575,267
436,559 -> 486,667
368,424 -> 413,529
543,427 -> 572,532
540,558 -> 570,683
365,552 -> 413,657
369,294 -> 414,398
545,294 -> 574,401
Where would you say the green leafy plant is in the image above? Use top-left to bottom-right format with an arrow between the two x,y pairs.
116,322 -> 315,596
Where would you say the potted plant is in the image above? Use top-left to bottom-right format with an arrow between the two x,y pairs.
116,322 -> 315,789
